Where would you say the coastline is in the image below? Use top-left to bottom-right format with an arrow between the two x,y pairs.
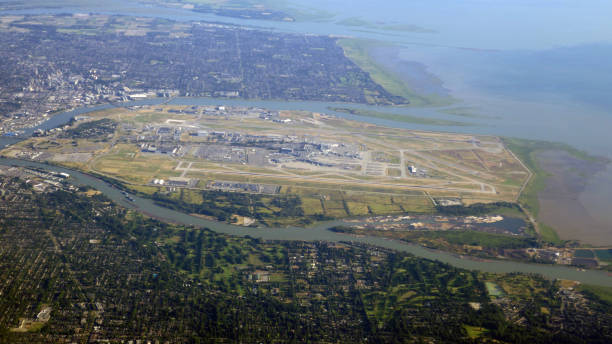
339,37 -> 612,247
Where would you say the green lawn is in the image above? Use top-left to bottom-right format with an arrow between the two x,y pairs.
463,325 -> 488,339
579,284 -> 612,305
485,282 -> 504,298
328,106 -> 468,126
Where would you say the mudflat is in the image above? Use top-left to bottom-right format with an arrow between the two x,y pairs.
537,150 -> 612,245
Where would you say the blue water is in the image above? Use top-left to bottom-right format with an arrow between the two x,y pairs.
393,44 -> 612,156
2,0 -> 612,242
6,0 -> 612,49
3,0 -> 611,154
300,0 -> 612,50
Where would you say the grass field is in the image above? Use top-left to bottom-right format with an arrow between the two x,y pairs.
538,223 -> 561,244
328,106 -> 468,126
126,176 -> 435,226
91,149 -> 181,184
463,325 -> 488,339
421,231 -> 536,250
579,284 -> 612,304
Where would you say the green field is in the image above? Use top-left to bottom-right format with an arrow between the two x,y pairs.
136,182 -> 435,226
421,230 -> 537,250
485,281 -> 504,297
328,106 -> 468,126
463,325 -> 488,339
337,17 -> 436,33
580,284 -> 612,305
538,223 -> 561,244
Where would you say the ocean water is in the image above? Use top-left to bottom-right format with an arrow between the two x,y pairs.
296,0 -> 612,48
391,44 -> 612,156
298,1 -> 612,244
2,0 -> 612,243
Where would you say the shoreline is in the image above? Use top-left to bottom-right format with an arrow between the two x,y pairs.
347,35 -> 612,247
5,95 -> 612,248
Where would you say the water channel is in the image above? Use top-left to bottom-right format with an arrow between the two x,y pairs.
1,99 -> 612,287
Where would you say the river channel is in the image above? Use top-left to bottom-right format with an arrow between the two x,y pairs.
1,99 -> 612,286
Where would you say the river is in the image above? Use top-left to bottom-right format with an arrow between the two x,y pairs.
2,157 -> 612,286
3,1 -> 612,154
1,99 -> 612,287
1,1 -> 612,283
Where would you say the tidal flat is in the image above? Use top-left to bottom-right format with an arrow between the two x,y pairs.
537,150 -> 612,245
